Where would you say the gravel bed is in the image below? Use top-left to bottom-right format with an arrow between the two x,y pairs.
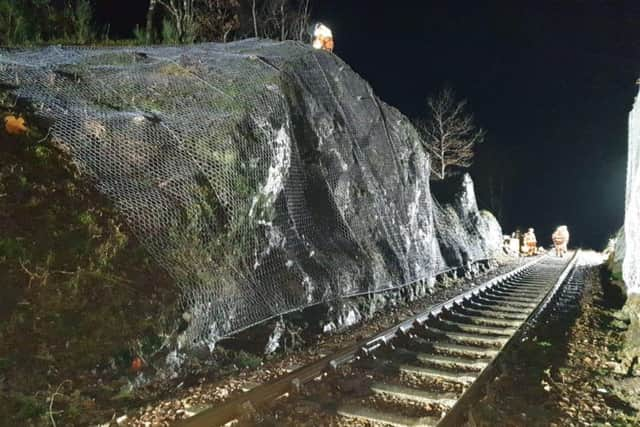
115,255 -> 528,427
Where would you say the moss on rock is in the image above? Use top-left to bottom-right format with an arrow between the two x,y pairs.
0,102 -> 176,425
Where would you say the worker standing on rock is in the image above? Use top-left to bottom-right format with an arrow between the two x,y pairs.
552,225 -> 570,257
522,228 -> 537,256
312,23 -> 334,52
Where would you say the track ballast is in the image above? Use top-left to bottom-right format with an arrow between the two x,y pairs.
177,251 -> 580,427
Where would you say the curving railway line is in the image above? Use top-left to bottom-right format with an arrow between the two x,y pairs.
176,250 -> 581,427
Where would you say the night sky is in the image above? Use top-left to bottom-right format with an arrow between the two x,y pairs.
95,0 -> 640,249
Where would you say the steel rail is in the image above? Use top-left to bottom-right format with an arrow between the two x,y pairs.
175,255 -> 546,427
436,249 -> 580,427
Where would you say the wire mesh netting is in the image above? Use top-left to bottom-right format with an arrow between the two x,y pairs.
0,39 -> 501,348
431,173 -> 502,268
624,89 -> 640,293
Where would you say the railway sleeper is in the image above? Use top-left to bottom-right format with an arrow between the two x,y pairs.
337,403 -> 440,427
415,353 -> 489,371
499,282 -> 548,291
486,294 -> 541,305
470,297 -> 532,313
370,382 -> 459,408
423,326 -> 508,347
444,312 -> 523,328
477,295 -> 538,308
489,289 -> 542,300
399,363 -> 478,385
506,279 -> 552,286
495,291 -> 545,300
177,255 -> 579,427
474,296 -> 538,310
456,305 -> 529,321
496,288 -> 545,297
431,341 -> 499,359
508,274 -> 555,281
502,279 -> 550,287
435,318 -> 516,336
377,346 -> 488,372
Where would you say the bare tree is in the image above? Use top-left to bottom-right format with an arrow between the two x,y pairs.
251,0 -> 258,37
417,88 -> 485,180
196,0 -> 240,42
149,0 -> 312,44
146,0 -> 158,43
158,0 -> 197,43
253,0 -> 311,42
295,0 -> 310,41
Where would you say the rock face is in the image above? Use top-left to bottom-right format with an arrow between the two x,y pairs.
624,88 -> 640,294
0,39 -> 500,349
615,87 -> 640,374
432,173 -> 503,268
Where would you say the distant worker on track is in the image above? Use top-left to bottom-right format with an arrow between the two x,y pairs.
312,23 -> 334,52
552,225 -> 570,257
522,228 -> 537,256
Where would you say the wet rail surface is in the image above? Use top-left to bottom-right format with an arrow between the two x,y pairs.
175,251 -> 580,427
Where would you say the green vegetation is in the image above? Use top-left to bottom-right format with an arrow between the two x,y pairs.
0,0 -> 94,46
0,97 -> 176,425
233,350 -> 263,369
0,0 -> 314,47
0,3 -> 312,423
69,0 -> 93,44
161,18 -> 181,45
611,270 -> 623,281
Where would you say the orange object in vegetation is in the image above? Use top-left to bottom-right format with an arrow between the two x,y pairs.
4,115 -> 28,135
130,356 -> 144,372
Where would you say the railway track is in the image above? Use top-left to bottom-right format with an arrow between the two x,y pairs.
177,251 -> 580,427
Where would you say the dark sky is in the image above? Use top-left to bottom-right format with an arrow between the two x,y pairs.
95,0 -> 639,249
311,1 -> 639,249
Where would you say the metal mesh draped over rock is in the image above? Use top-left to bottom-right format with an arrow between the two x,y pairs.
0,39 -> 499,348
624,88 -> 640,293
431,173 -> 502,268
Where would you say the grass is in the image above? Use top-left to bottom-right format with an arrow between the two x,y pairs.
0,95 -> 176,425
0,50 -> 286,423
233,350 -> 263,369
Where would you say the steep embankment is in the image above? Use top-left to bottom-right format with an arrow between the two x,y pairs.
0,40 -> 501,424
0,40 -> 502,348
0,101 -> 175,425
614,86 -> 640,373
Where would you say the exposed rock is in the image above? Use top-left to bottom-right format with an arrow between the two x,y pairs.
609,86 -> 640,373
0,40 -> 502,357
624,87 -> 640,294
621,295 -> 640,375
322,300 -> 363,333
432,173 -> 503,267
264,320 -> 286,355
163,350 -> 185,380
608,227 -> 626,275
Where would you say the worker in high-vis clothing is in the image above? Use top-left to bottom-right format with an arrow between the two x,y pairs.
312,23 -> 334,52
552,225 -> 570,257
522,228 -> 537,256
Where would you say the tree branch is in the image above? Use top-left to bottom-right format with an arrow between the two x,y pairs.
416,87 -> 484,179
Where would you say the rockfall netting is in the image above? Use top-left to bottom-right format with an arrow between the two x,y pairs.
624,88 -> 640,293
0,40 -> 499,348
431,173 -> 503,268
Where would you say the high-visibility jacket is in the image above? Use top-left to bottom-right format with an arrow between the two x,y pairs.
523,231 -> 537,248
552,227 -> 569,248
313,24 -> 334,52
